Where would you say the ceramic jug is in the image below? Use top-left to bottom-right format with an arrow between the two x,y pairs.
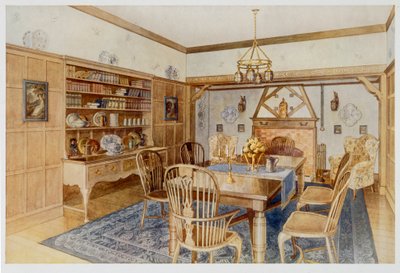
265,156 -> 279,172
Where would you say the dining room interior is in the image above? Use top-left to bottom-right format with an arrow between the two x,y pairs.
2,3 -> 397,273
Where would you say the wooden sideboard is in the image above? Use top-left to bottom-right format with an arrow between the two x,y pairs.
63,146 -> 167,222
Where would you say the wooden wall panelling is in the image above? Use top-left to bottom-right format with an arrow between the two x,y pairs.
6,173 -> 26,218
152,78 -> 187,166
385,62 -> 395,211
6,45 -> 65,234
6,132 -> 26,172
45,167 -> 63,207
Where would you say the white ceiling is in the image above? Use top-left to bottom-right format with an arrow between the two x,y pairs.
96,5 -> 393,48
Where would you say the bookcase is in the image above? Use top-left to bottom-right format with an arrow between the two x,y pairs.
64,57 -> 155,158
62,57 -> 171,222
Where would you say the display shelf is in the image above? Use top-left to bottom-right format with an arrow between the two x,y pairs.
66,107 -> 151,112
64,57 -> 154,159
66,76 -> 152,90
66,90 -> 152,100
66,125 -> 151,131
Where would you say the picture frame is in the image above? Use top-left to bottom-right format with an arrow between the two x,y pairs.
216,124 -> 223,132
238,124 -> 245,132
334,125 -> 342,134
359,125 -> 368,135
23,79 -> 48,121
164,96 -> 178,121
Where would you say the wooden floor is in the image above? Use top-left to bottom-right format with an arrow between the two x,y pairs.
5,177 -> 395,264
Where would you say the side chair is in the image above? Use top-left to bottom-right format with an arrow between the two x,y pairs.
278,169 -> 351,263
164,164 -> 242,263
136,149 -> 168,228
180,141 -> 205,167
296,152 -> 350,211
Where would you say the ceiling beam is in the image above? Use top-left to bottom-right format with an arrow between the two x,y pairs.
186,64 -> 386,85
187,24 -> 386,53
72,6 -> 390,55
70,5 -> 187,53
386,5 -> 395,30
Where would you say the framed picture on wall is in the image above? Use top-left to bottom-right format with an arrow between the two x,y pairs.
238,124 -> 245,132
23,79 -> 48,122
164,96 -> 178,121
334,125 -> 342,134
216,124 -> 223,132
359,125 -> 368,134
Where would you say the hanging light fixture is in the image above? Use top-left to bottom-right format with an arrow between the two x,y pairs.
234,9 -> 273,84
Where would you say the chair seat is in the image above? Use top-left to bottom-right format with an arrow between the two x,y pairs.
182,227 -> 239,251
299,186 -> 333,205
147,190 -> 168,202
283,211 -> 328,238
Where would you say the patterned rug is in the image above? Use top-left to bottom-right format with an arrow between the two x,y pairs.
41,186 -> 377,263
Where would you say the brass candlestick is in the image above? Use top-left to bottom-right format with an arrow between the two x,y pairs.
226,155 -> 234,184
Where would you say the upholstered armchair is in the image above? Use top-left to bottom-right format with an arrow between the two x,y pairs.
328,134 -> 379,198
208,133 -> 238,163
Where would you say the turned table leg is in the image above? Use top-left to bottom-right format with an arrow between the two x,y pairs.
169,209 -> 177,256
297,167 -> 305,194
252,211 -> 267,263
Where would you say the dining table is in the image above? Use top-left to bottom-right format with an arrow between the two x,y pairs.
167,155 -> 306,263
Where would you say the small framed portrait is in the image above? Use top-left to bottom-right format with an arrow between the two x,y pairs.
164,96 -> 178,121
238,124 -> 245,132
334,125 -> 342,134
216,124 -> 223,132
23,80 -> 48,121
359,125 -> 368,135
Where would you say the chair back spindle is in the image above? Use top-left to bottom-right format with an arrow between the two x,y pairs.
180,142 -> 205,167
166,165 -> 237,248
136,150 -> 164,195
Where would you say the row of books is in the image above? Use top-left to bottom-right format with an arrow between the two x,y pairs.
92,83 -> 113,94
66,94 -> 82,107
67,81 -> 90,92
126,88 -> 151,98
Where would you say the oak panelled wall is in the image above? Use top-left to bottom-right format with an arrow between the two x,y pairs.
152,78 -> 187,165
385,62 -> 395,211
6,45 -> 65,234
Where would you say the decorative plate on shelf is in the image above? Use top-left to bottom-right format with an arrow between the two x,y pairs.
100,134 -> 123,155
92,111 -> 107,127
66,113 -> 88,128
128,131 -> 141,145
77,137 -> 89,154
87,139 -> 100,154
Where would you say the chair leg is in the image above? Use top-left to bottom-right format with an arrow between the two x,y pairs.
290,237 -> 298,260
330,237 -> 338,263
160,202 -> 165,219
172,242 -> 180,263
278,231 -> 291,263
296,201 -> 306,211
141,200 -> 148,228
191,251 -> 198,263
229,235 -> 242,263
209,251 -> 214,263
325,237 -> 335,263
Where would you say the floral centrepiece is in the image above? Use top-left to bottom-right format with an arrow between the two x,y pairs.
242,137 -> 265,171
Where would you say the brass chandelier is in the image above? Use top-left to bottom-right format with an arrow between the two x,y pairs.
234,9 -> 273,84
